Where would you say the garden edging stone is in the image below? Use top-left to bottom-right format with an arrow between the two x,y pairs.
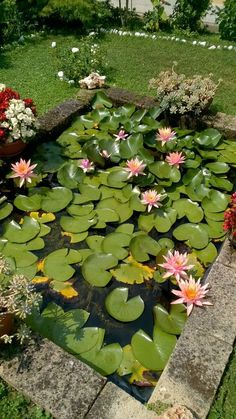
1,87 -> 235,419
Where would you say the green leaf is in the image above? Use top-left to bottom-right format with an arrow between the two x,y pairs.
205,162 -> 230,174
57,162 -> 85,189
41,187 -> 73,212
153,304 -> 187,335
82,253 -> 118,287
44,248 -> 81,281
96,197 -> 133,223
3,217 -> 40,243
130,234 -> 161,262
86,235 -> 104,252
173,199 -> 204,223
0,202 -> 13,220
173,223 -> 209,249
107,167 -> 129,188
194,128 -> 222,148
119,134 -> 143,159
14,194 -> 42,212
73,184 -> 101,203
102,232 -> 131,260
195,242 -> 218,266
131,328 -> 177,371
91,91 -> 113,109
105,288 -> 144,322
154,208 -> 177,233
60,214 -> 97,233
202,190 -> 229,213
67,203 -> 94,217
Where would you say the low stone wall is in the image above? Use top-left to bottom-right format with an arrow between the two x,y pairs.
1,87 -> 236,419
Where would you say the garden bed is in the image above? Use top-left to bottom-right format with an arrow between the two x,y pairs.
0,91 -> 234,417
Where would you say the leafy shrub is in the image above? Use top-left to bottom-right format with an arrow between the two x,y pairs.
172,0 -> 211,32
149,63 -> 220,116
217,0 -> 236,41
36,0 -> 112,28
0,0 -> 23,45
56,37 -> 107,86
144,0 -> 169,32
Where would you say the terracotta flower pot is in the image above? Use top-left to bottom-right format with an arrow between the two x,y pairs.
0,311 -> 14,340
0,139 -> 27,158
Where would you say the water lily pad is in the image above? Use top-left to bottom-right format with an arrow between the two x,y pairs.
3,217 -> 40,243
41,187 -> 73,212
116,224 -> 134,235
205,162 -> 230,174
60,215 -> 97,233
194,128 -> 222,148
29,212 -> 55,223
102,232 -> 131,260
173,223 -> 209,249
66,327 -> 101,355
0,201 -> 13,220
95,208 -> 119,224
119,134 -> 143,159
67,203 -> 94,217
202,190 -> 229,213
149,161 -> 180,183
105,288 -> 144,322
44,248 -> 81,281
111,257 -> 154,284
138,214 -> 155,232
131,328 -> 176,371
86,235 -> 104,252
195,242 -> 218,266
92,91 -> 113,109
107,168 -> 129,188
173,199 -> 204,223
62,231 -> 88,243
96,198 -> 133,223
73,184 -> 101,204
154,209 -> 177,233
153,304 -> 187,335
14,194 -> 42,212
80,328 -> 122,376
82,253 -> 118,287
57,162 -> 85,189
130,234 -> 161,262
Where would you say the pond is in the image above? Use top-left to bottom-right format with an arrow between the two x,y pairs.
0,91 -> 235,402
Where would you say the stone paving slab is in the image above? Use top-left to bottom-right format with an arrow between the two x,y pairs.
182,262 -> 236,345
85,381 -> 158,419
0,339 -> 106,419
216,239 -> 236,270
149,330 -> 233,419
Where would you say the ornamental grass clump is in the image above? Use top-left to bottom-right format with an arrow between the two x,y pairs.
149,63 -> 220,116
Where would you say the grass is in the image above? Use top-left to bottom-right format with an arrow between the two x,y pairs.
0,31 -> 236,114
0,377 -> 51,419
208,344 -> 236,419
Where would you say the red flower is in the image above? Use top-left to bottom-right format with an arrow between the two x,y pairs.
0,129 -> 6,142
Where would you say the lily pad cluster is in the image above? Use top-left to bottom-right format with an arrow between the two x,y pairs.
1,91 -> 236,386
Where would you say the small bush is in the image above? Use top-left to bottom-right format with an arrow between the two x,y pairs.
172,0 -> 211,32
0,0 -> 23,45
217,0 -> 236,42
143,0 -> 169,32
149,63 -> 220,116
56,37 -> 107,86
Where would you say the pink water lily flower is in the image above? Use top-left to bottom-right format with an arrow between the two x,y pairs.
166,151 -> 185,168
10,159 -> 37,187
141,189 -> 162,212
171,275 -> 213,316
158,250 -> 194,281
126,158 -> 146,178
156,128 -> 176,146
114,129 -> 129,141
79,159 -> 95,173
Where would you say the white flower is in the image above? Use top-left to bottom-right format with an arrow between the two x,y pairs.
71,47 -> 79,53
0,83 -> 6,92
192,41 -> 197,45
57,71 -> 64,79
51,41 -> 56,48
228,46 -> 233,50
68,80 -> 75,84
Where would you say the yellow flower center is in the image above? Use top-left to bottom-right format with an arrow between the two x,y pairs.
185,285 -> 197,299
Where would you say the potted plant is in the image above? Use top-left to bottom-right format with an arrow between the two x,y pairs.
223,192 -> 236,249
0,84 -> 38,157
0,253 -> 41,344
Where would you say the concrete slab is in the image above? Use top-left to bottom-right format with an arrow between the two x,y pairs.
182,262 -> 236,345
85,381 -> 158,419
148,331 -> 233,419
216,239 -> 236,270
0,339 -> 106,419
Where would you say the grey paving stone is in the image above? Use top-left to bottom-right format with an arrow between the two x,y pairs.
149,331 -> 233,419
0,339 -> 106,419
85,381 -> 158,419
182,262 -> 236,345
216,239 -> 236,270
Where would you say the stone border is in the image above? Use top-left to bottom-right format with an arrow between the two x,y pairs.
1,87 -> 236,419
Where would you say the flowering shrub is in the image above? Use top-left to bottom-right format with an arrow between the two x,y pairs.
56,37 -> 107,86
0,84 -> 38,144
149,64 -> 220,116
223,193 -> 236,242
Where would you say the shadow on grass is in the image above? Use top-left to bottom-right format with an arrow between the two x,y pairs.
0,51 -> 12,69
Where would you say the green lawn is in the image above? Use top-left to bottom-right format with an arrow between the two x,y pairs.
0,378 -> 51,419
0,32 -> 236,114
